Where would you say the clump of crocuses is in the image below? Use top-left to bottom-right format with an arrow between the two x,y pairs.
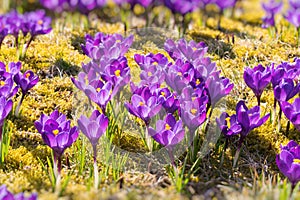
217,100 -> 270,167
0,10 -> 52,58
78,110 -> 109,190
34,110 -> 79,192
276,140 -> 300,189
0,184 -> 37,200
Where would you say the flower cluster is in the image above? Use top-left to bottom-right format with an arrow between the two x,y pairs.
0,185 -> 37,200
72,33 -> 133,113
125,38 -> 233,157
0,10 -> 52,57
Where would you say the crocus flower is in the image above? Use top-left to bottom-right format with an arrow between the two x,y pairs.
235,100 -> 270,139
205,72 -> 234,108
285,8 -> 300,28
156,87 -> 180,114
34,110 -> 79,158
261,0 -> 283,28
243,64 -> 271,106
148,113 -> 185,165
0,184 -> 37,200
276,140 -> 300,187
215,0 -> 236,10
125,92 -> 162,126
14,70 -> 39,117
232,100 -> 270,167
0,62 -> 19,99
165,59 -> 194,94
78,110 -> 109,147
289,0 -> 300,9
180,96 -> 207,132
0,17 -> 8,48
78,110 -> 108,189
281,98 -> 300,131
34,110 -> 78,192
163,0 -> 200,15
274,78 -> 300,102
164,38 -> 207,63
40,0 -> 69,12
0,96 -> 13,141
216,112 -> 242,138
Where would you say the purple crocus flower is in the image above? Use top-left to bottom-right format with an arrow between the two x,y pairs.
289,0 -> 300,9
148,113 -> 185,165
180,95 -> 207,132
165,59 -> 194,94
14,70 -> 39,95
215,0 -> 236,10
205,72 -> 234,108
77,109 -> 108,189
101,57 -> 131,93
163,0 -> 200,15
274,78 -> 300,102
276,140 -> 300,187
125,92 -> 162,126
216,112 -> 242,138
155,87 -> 180,114
0,185 -> 37,200
78,110 -> 108,147
34,110 -> 79,158
164,38 -> 207,63
0,17 -> 8,49
72,72 -> 113,112
281,98 -> 300,131
232,100 -> 269,166
261,0 -> 283,28
40,0 -> 69,12
243,64 -> 271,106
14,70 -> 39,116
148,113 -> 185,147
235,100 -> 270,139
285,8 -> 300,28
0,62 -> 19,99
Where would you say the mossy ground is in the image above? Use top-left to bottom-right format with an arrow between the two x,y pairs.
0,0 -> 300,199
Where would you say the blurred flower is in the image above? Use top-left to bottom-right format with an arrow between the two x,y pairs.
78,110 -> 108,147
285,8 -> 300,28
34,110 -> 79,158
163,0 -> 200,15
23,10 -> 52,37
276,140 -> 300,187
215,0 -> 236,10
243,64 -> 271,105
0,184 -> 37,200
281,98 -> 300,131
39,0 -> 69,12
289,0 -> 300,9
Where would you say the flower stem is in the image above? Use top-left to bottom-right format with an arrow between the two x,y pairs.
286,121 -> 290,136
233,138 -> 243,168
219,138 -> 228,168
21,36 -> 34,59
53,153 -> 62,194
272,99 -> 277,123
256,95 -> 261,107
297,26 -> 300,48
217,10 -> 223,30
278,108 -> 282,132
93,145 -> 99,190
15,93 -> 25,117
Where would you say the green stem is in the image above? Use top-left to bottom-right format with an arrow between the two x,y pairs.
93,145 -> 99,190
